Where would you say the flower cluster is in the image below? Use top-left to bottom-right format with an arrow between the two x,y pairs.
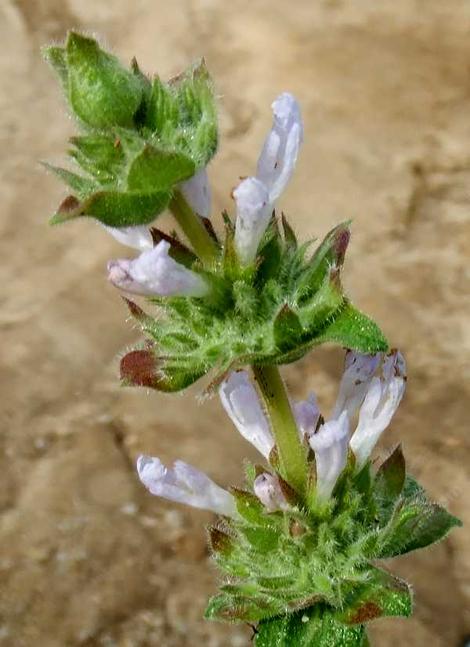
137,349 -> 406,514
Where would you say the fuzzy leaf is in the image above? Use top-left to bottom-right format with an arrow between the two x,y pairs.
126,144 -> 195,191
51,189 -> 170,226
339,567 -> 412,625
66,32 -> 143,128
376,479 -> 462,557
255,608 -> 367,647
281,214 -> 298,251
315,303 -> 389,354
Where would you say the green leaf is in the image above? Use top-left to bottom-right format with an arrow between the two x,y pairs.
282,214 -> 298,251
339,567 -> 412,625
126,144 -> 195,192
299,268 -> 344,332
241,526 -> 280,551
146,77 -> 179,133
315,303 -> 389,354
255,608 -> 367,647
373,445 -> 406,524
66,31 -> 143,128
205,592 -> 284,623
376,492 -> 462,558
51,189 -> 170,226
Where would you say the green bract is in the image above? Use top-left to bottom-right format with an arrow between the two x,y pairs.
43,32 -> 218,227
205,447 -> 461,644
120,218 -> 388,393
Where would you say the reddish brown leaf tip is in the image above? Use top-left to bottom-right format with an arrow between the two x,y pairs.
120,350 -> 158,388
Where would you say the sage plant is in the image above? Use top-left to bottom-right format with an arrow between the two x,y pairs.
43,32 -> 461,646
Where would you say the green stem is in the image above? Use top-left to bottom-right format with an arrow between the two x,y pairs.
169,190 -> 218,267
252,364 -> 307,496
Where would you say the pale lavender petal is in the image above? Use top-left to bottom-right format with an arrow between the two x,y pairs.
294,393 -> 321,438
179,167 -> 211,218
219,371 -> 274,459
234,177 -> 272,266
256,93 -> 303,202
254,473 -> 289,512
308,411 -> 349,501
107,240 -> 209,297
137,455 -> 236,517
104,225 -> 154,250
332,351 -> 381,422
350,351 -> 407,468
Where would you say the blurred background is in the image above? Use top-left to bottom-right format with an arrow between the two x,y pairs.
0,1 -> 469,645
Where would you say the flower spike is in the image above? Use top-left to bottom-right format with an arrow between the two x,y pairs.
137,455 -> 237,517
107,240 -> 209,297
308,410 -> 349,501
219,371 -> 274,459
350,351 -> 407,468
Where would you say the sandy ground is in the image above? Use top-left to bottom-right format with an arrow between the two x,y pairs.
0,1 -> 469,645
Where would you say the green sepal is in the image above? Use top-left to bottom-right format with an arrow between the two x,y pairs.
295,222 -> 350,299
339,567 -> 412,625
68,134 -> 125,180
42,162 -> 98,199
65,31 -> 143,128
255,607 -> 367,647
281,213 -> 298,251
205,591 -> 285,623
376,475 -> 462,558
231,488 -> 269,526
274,304 -> 303,350
119,348 -> 204,392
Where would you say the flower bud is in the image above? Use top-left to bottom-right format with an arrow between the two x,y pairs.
137,455 -> 236,517
219,371 -> 274,459
107,240 -> 209,297
308,411 -> 349,501
253,473 -> 289,512
350,351 -> 406,468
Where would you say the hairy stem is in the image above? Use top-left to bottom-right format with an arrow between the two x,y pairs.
252,364 -> 307,496
169,190 -> 218,266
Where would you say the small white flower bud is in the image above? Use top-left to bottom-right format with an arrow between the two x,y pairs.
308,411 -> 349,501
179,167 -> 211,218
219,371 -> 274,459
107,240 -> 209,297
350,351 -> 407,468
253,472 -> 289,512
137,455 -> 236,517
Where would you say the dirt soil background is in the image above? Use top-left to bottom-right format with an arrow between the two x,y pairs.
1,1 -> 469,645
